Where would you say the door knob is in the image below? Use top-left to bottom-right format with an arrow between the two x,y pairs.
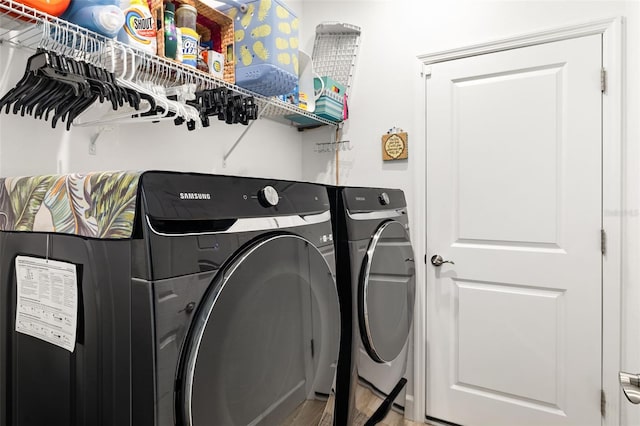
431,255 -> 455,267
620,371 -> 640,404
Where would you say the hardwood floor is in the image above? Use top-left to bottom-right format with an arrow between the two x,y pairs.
282,399 -> 327,425
349,384 -> 425,426
282,383 -> 428,426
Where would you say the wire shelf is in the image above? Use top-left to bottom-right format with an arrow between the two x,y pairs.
312,22 -> 361,95
0,0 -> 337,128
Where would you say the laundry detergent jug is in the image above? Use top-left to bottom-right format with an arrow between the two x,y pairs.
118,0 -> 157,54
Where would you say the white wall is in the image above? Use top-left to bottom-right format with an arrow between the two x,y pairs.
299,0 -> 640,424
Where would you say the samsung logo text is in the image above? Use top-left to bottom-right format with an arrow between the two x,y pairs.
180,193 -> 212,200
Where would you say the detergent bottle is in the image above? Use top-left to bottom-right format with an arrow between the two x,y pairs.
61,0 -> 124,39
118,0 -> 157,55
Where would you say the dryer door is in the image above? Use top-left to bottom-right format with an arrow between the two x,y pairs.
359,221 -> 416,363
179,234 -> 340,426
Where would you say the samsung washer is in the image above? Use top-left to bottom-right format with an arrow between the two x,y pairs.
329,186 -> 416,425
0,170 -> 341,426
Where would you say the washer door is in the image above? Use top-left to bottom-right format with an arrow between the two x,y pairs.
179,234 -> 340,426
359,221 -> 416,363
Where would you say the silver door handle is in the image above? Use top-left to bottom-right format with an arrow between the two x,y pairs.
431,255 -> 455,267
620,371 -> 640,404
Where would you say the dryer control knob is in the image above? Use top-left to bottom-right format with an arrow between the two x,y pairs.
259,185 -> 279,207
379,192 -> 390,205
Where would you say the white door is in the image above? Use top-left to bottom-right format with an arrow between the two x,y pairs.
426,34 -> 602,426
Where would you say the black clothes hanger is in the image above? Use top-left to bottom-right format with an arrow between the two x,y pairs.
0,48 -> 144,130
187,87 -> 259,127
1,48 -> 260,130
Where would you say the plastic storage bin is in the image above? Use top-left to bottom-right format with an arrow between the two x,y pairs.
313,76 -> 345,122
284,76 -> 345,125
221,0 -> 299,97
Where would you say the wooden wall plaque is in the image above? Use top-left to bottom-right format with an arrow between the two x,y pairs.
382,132 -> 408,161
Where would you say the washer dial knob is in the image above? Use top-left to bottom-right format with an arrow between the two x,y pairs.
259,185 -> 279,207
379,192 -> 390,205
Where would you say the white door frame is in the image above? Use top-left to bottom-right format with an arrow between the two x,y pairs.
410,17 -> 624,425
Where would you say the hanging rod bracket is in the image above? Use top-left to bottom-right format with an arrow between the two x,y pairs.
89,126 -> 113,155
222,107 -> 265,167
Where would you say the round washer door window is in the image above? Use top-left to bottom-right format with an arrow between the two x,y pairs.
179,234 -> 340,426
359,220 -> 416,363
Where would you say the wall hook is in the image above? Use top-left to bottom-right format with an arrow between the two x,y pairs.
314,140 -> 352,154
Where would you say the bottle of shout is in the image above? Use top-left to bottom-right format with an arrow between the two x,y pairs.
118,0 -> 157,55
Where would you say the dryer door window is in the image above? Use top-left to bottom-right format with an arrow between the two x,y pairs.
179,234 -> 340,426
359,221 -> 416,363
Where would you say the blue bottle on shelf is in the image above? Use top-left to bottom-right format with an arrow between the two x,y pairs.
61,0 -> 125,39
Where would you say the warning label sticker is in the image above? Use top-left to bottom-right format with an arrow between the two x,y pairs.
14,256 -> 78,353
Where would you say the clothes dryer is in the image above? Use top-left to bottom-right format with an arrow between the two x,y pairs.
0,171 -> 341,426
329,186 -> 416,425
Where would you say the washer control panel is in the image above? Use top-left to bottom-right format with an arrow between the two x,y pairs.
141,172 -> 329,220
